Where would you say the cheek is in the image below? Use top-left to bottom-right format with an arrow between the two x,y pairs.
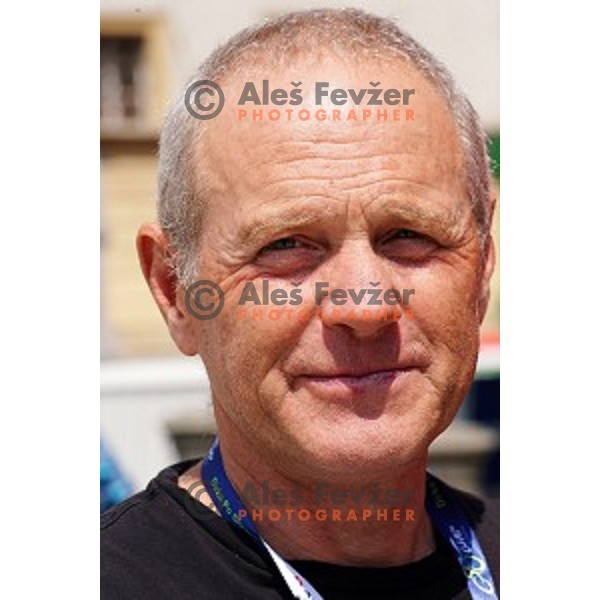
197,296 -> 305,401
409,263 -> 479,324
408,262 -> 482,360
401,263 -> 481,425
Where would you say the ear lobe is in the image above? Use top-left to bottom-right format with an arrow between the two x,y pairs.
136,223 -> 198,356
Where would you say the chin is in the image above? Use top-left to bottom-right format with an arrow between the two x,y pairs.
281,408 -> 442,484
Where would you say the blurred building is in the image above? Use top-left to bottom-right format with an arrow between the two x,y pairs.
101,13 -> 169,355
100,0 -> 499,493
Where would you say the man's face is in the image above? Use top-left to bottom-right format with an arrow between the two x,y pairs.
184,57 -> 492,482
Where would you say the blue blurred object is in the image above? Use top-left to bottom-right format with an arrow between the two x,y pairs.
101,439 -> 132,512
469,377 -> 500,495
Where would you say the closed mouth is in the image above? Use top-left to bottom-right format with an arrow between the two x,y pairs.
294,367 -> 421,392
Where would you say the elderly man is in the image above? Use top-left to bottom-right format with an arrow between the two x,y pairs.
101,9 -> 498,599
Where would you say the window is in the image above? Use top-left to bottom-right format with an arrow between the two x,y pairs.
101,35 -> 145,126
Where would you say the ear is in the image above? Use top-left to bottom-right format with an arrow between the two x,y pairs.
477,234 -> 496,323
136,223 -> 198,356
477,196 -> 497,324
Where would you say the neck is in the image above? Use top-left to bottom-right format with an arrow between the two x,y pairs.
211,427 -> 435,567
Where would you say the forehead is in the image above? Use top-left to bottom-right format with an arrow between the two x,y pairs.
195,55 -> 467,221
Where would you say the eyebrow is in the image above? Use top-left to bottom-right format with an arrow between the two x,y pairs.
236,197 -> 341,246
375,194 -> 467,229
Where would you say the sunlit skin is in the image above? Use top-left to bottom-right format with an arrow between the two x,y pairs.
138,55 -> 495,566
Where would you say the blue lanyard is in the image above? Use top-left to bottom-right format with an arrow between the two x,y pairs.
201,437 -> 498,599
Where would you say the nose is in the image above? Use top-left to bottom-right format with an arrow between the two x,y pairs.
316,241 -> 405,339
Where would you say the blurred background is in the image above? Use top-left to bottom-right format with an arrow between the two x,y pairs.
100,0 -> 500,509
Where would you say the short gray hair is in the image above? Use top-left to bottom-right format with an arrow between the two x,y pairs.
158,8 -> 493,285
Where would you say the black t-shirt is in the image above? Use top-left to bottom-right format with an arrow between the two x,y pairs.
101,460 -> 499,599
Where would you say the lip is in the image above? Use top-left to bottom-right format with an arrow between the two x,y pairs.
293,366 -> 421,397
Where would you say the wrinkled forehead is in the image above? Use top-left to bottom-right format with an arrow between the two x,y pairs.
195,55 -> 466,203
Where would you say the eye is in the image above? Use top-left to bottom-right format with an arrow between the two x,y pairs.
381,228 -> 437,261
255,236 -> 324,276
259,237 -> 302,253
390,229 -> 418,240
